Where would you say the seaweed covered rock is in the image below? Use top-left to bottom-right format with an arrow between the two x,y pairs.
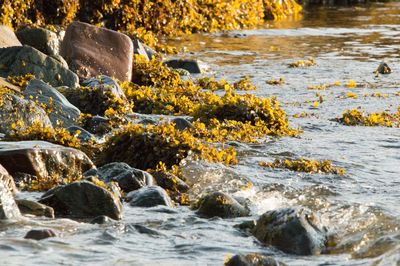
0,25 -> 22,48
225,253 -> 286,266
16,27 -> 60,57
0,168 -> 20,220
16,199 -> 54,218
24,229 -> 56,240
196,191 -> 249,218
252,208 -> 328,255
39,181 -> 123,220
66,126 -> 94,142
126,186 -> 173,208
81,115 -> 112,135
0,141 -> 94,191
24,79 -> 81,127
60,21 -> 133,81
0,46 -> 79,89
151,171 -> 189,193
0,93 -> 53,135
84,162 -> 154,193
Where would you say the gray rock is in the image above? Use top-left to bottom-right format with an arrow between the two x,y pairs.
0,174 -> 21,220
143,44 -> 158,60
151,171 -> 189,193
39,181 -> 123,220
0,26 -> 22,48
84,162 -> 153,193
226,253 -> 286,266
132,37 -> 149,61
196,191 -> 250,218
82,75 -> 127,101
0,93 -> 53,135
66,126 -> 94,142
16,27 -> 60,56
82,115 -> 112,135
0,141 -> 94,188
24,79 -> 81,127
126,186 -> 173,208
164,59 -> 202,74
252,208 -> 328,255
0,46 -> 79,88
0,164 -> 17,196
172,117 -> 193,131
90,215 -> 114,224
24,229 -> 56,240
16,199 -> 54,218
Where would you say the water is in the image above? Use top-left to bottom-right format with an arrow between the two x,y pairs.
2,3 -> 400,265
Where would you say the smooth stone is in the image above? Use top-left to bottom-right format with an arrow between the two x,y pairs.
376,62 -> 391,74
0,167 -> 20,220
61,21 -> 133,81
84,162 -> 153,193
132,37 -> 149,61
0,45 -> 79,88
24,79 -> 81,127
164,59 -> 202,74
24,229 -> 56,240
16,27 -> 60,56
0,164 -> 17,196
0,141 -> 94,185
66,126 -> 94,142
252,208 -> 328,255
39,181 -> 123,220
90,215 -> 114,224
171,117 -> 193,131
151,171 -> 189,193
226,253 -> 286,266
197,192 -> 250,218
126,186 -> 173,208
0,93 -> 52,135
0,26 -> 22,48
16,199 -> 54,218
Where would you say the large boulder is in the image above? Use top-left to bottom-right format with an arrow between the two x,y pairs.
0,45 -> 79,89
16,27 -> 60,57
0,26 -> 22,48
84,162 -> 153,193
126,186 -> 173,208
24,79 -> 81,127
0,168 -> 20,220
225,253 -> 286,266
252,208 -> 328,255
196,191 -> 249,218
39,181 -> 123,220
0,93 -> 53,135
0,141 -> 94,187
60,21 -> 133,81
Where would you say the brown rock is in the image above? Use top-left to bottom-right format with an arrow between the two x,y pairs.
0,26 -> 22,48
24,229 -> 56,240
60,21 -> 133,81
16,199 -> 54,218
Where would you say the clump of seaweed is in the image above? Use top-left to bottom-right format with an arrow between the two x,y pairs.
7,74 -> 35,89
288,57 -> 315,68
337,108 -> 399,127
259,158 -> 345,175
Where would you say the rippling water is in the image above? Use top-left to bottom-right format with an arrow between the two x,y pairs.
2,3 -> 400,265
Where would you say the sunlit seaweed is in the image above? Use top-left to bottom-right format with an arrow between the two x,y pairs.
259,158 -> 345,175
337,108 -> 400,127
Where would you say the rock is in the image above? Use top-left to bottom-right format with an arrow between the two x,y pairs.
226,253 -> 286,266
0,93 -> 53,135
60,21 -> 133,81
252,208 -> 328,255
151,171 -> 189,193
84,162 -> 153,193
66,126 -> 94,142
0,46 -> 79,88
24,229 -> 56,240
84,175 -> 123,199
24,79 -> 81,127
132,37 -> 149,61
126,186 -> 173,208
90,215 -> 114,224
16,27 -> 60,56
16,199 -> 54,218
376,62 -> 391,74
0,26 -> 22,48
0,167 -> 20,220
82,115 -> 112,135
171,117 -> 193,131
196,192 -> 249,219
164,59 -> 202,74
0,141 -> 94,186
143,44 -> 158,60
39,181 -> 123,220
0,164 -> 17,196
0,77 -> 21,93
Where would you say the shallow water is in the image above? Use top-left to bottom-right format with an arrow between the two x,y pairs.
2,3 -> 400,266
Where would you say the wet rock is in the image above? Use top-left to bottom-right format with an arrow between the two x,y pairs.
0,93 -> 52,135
90,215 -> 114,224
0,46 -> 79,88
252,208 -> 328,255
164,59 -> 202,74
84,162 -> 153,193
234,220 -> 257,233
126,186 -> 173,208
39,181 -> 123,220
196,192 -> 249,218
0,26 -> 22,48
66,126 -> 95,142
0,166 -> 20,220
376,62 -> 391,74
16,199 -> 54,218
151,171 -> 189,193
0,141 -> 94,186
60,21 -> 133,81
24,229 -> 56,240
82,115 -> 112,135
132,37 -> 149,61
171,117 -> 193,131
84,175 -> 123,199
226,253 -> 286,266
0,164 -> 17,196
24,79 -> 81,127
16,27 -> 60,56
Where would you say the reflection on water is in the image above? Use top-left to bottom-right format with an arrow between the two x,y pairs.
2,2 -> 400,265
